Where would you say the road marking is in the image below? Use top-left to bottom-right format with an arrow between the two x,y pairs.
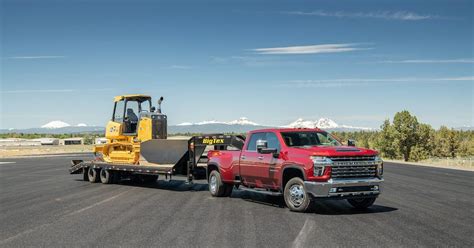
292,219 -> 316,248
0,162 -> 16,165
0,223 -> 50,244
66,189 -> 132,216
1,189 -> 133,243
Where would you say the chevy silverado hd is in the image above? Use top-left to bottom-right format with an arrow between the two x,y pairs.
206,128 -> 384,212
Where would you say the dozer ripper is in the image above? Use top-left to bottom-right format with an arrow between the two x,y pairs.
69,94 -> 244,184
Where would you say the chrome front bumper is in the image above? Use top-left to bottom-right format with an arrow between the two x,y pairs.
304,178 -> 383,198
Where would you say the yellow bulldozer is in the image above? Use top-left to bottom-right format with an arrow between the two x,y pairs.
93,94 -> 167,164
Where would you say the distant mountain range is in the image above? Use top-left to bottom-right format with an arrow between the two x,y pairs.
1,117 -> 375,134
1,118 -> 471,135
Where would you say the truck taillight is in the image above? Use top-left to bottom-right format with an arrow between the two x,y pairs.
208,151 -> 221,158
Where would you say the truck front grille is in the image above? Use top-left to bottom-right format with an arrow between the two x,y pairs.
330,156 -> 377,179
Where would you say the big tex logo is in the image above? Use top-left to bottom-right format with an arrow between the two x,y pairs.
202,138 -> 225,145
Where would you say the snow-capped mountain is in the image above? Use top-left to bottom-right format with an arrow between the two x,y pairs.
177,117 -> 260,126
228,117 -> 259,126
285,118 -> 373,131
171,117 -> 265,133
1,117 -> 374,135
41,120 -> 71,129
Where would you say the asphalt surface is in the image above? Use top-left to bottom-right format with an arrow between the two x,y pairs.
1,154 -> 473,247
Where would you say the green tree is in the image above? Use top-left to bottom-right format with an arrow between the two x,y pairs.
392,111 -> 419,161
411,123 -> 435,161
435,126 -> 461,158
376,119 -> 399,159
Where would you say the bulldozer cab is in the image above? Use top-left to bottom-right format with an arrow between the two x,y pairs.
107,95 -> 152,138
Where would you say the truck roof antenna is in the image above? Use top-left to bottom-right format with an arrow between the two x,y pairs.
157,96 -> 164,113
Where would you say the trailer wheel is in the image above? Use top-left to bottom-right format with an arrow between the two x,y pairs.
208,170 -> 229,197
283,177 -> 312,212
100,168 -> 114,184
87,167 -> 100,183
347,197 -> 376,209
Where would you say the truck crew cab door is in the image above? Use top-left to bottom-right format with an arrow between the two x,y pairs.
240,132 -> 282,189
239,132 -> 265,187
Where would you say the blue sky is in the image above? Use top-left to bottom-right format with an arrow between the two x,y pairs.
1,0 -> 473,129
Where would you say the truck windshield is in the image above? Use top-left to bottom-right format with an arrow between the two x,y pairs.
281,132 -> 341,147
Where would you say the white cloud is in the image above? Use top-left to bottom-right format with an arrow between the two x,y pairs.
439,76 -> 474,81
379,59 -> 474,64
285,10 -> 433,21
5,56 -> 66,59
252,43 -> 370,55
1,88 -> 113,94
281,77 -> 474,88
162,65 -> 192,69
1,89 -> 75,94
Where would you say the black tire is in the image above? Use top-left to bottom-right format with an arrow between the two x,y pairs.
223,183 -> 233,197
100,168 -> 114,184
87,167 -> 100,183
283,177 -> 312,212
347,197 -> 376,209
208,170 -> 228,197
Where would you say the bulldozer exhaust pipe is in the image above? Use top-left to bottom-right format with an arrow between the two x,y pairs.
157,96 -> 164,113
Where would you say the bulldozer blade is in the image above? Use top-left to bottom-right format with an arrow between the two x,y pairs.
140,139 -> 189,165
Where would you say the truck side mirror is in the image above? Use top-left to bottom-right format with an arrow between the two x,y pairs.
256,139 -> 278,155
151,106 -> 156,112
256,140 -> 268,151
348,139 -> 356,146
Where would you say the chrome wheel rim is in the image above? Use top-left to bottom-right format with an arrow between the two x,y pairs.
289,184 -> 305,207
209,175 -> 217,194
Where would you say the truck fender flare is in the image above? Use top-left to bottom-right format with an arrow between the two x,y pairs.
280,165 -> 306,188
207,162 -> 220,179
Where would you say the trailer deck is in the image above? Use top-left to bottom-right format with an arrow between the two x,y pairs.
69,134 -> 245,183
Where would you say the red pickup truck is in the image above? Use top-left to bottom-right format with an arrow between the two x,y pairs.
206,128 -> 384,212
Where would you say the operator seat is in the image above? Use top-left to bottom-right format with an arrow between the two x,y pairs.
125,108 -> 138,134
126,108 -> 138,122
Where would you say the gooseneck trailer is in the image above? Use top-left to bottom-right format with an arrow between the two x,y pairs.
69,134 -> 244,184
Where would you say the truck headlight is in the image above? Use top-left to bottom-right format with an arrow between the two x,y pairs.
311,156 -> 333,176
374,155 -> 383,164
374,156 -> 383,176
377,163 -> 383,176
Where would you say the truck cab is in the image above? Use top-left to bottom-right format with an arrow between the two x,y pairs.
207,128 -> 384,212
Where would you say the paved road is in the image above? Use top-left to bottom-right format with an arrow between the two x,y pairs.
1,154 -> 473,247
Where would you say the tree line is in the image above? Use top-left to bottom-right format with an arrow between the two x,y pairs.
332,111 -> 473,161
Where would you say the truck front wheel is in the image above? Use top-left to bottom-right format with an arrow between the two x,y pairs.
284,177 -> 312,212
209,170 -> 232,197
347,197 -> 376,209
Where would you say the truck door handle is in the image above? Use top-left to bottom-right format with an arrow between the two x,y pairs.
241,155 -> 246,160
258,156 -> 264,160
